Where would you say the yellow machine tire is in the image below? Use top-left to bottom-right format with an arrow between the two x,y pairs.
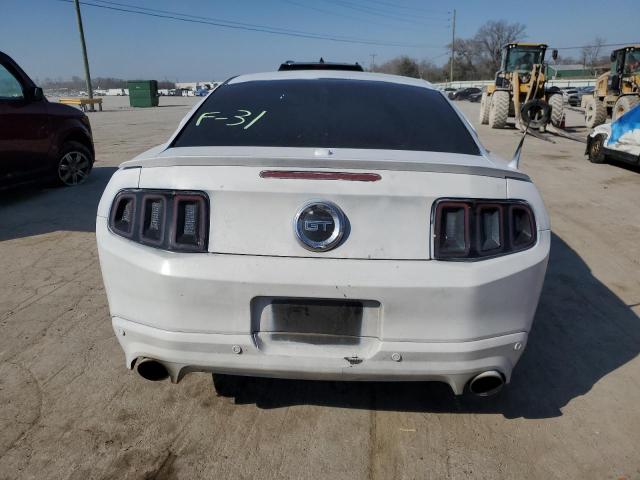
612,95 -> 640,121
489,90 -> 509,129
479,92 -> 490,125
548,93 -> 564,127
584,97 -> 607,128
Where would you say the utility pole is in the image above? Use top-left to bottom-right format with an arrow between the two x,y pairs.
73,0 -> 94,110
449,8 -> 456,86
370,53 -> 377,71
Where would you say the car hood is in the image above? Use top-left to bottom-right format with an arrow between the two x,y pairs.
45,100 -> 87,118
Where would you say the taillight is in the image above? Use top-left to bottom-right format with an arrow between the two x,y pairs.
109,189 -> 209,252
433,199 -> 536,260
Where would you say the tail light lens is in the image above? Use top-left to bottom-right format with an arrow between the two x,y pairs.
434,202 -> 470,258
109,189 -> 209,252
433,199 -> 536,260
110,192 -> 136,238
171,195 -> 207,251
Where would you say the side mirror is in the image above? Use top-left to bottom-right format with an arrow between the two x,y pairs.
30,86 -> 44,101
552,49 -> 558,61
610,51 -> 616,62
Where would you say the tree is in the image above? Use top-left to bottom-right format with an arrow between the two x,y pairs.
417,60 -> 447,82
581,37 -> 606,74
449,38 -> 485,80
474,20 -> 527,73
396,56 -> 420,78
374,56 -> 420,78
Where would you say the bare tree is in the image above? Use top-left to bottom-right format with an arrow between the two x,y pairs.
447,38 -> 486,80
474,20 -> 527,73
374,56 -> 420,78
417,60 -> 447,82
581,37 -> 606,74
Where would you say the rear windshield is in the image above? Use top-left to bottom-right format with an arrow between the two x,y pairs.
172,78 -> 480,155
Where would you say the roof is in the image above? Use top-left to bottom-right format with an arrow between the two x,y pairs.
227,70 -> 435,89
504,42 -> 548,48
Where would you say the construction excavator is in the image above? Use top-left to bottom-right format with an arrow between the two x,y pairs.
584,45 -> 640,128
479,43 -> 563,132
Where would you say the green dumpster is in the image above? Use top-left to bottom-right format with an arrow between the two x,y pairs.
127,80 -> 159,107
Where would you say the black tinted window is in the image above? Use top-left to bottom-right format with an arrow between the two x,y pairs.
172,79 -> 480,155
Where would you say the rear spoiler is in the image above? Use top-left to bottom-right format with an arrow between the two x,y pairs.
121,154 -> 531,182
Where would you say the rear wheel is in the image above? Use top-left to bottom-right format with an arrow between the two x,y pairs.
55,141 -> 93,186
584,97 -> 607,128
478,92 -> 490,125
588,134 -> 606,164
488,90 -> 509,129
612,95 -> 640,121
548,93 -> 564,127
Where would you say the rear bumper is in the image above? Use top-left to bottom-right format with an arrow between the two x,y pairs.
113,316 -> 527,395
97,217 -> 550,393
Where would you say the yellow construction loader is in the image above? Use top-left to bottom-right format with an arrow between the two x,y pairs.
584,45 -> 640,128
479,43 -> 563,131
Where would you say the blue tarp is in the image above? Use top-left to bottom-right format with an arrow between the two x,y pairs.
608,102 -> 640,144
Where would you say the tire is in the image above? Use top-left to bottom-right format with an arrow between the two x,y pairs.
588,134 -> 606,164
584,97 -> 607,128
521,100 -> 551,129
488,90 -> 509,129
548,93 -> 564,127
612,95 -> 640,121
478,92 -> 490,125
55,141 -> 93,186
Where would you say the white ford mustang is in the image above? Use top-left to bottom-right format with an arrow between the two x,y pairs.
97,67 -> 550,397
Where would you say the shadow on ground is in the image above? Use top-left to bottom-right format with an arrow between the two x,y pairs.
606,159 -> 640,174
0,166 -> 116,242
212,233 -> 640,419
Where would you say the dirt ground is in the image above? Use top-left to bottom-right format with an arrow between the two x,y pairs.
1,96 -> 639,480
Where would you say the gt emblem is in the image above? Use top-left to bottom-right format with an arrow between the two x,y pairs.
304,219 -> 333,232
294,201 -> 346,252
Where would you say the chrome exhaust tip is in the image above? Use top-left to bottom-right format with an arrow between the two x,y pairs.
135,357 -> 170,382
468,370 -> 505,397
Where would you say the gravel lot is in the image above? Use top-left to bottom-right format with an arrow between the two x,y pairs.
1,96 -> 639,480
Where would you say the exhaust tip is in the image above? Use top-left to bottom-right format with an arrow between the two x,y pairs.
468,370 -> 505,397
135,358 -> 169,382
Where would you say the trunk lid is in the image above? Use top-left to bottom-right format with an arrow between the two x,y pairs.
134,148 -> 511,260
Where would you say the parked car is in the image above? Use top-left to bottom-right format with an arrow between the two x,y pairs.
560,88 -> 579,103
97,65 -> 550,398
468,89 -> 484,103
448,87 -> 482,101
587,103 -> 640,167
568,86 -> 594,107
0,51 -> 94,189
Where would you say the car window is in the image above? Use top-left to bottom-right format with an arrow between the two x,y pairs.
172,79 -> 481,155
0,64 -> 24,100
624,50 -> 640,74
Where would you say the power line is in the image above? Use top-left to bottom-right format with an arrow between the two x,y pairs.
552,42 -> 640,50
331,0 -> 450,20
93,0 -> 354,38
322,0 -> 449,26
280,0 -> 428,33
55,0 -> 427,48
364,0 -> 449,15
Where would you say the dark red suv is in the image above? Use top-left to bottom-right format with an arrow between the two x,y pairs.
0,51 -> 94,189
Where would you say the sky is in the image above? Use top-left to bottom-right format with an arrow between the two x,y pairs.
1,0 -> 639,82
